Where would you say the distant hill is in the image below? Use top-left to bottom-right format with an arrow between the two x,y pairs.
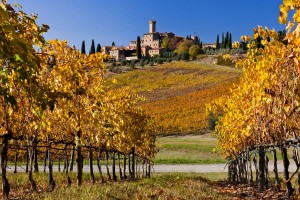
105,61 -> 242,135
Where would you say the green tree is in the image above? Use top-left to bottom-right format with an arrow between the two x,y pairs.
216,34 -> 220,49
96,43 -> 101,53
81,40 -> 86,54
161,37 -> 170,50
168,37 -> 179,51
89,39 -> 95,54
175,40 -> 194,55
112,42 -> 115,46
189,45 -> 200,60
136,36 -> 142,59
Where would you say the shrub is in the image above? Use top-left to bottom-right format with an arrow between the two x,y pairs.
111,61 -> 116,67
181,52 -> 189,61
139,60 -> 145,67
157,58 -> 164,64
216,55 -> 235,67
196,54 -> 207,60
130,60 -> 136,68
175,55 -> 181,61
149,61 -> 154,66
121,59 -> 127,66
166,58 -> 172,63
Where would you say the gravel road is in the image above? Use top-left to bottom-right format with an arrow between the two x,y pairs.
7,161 -> 298,174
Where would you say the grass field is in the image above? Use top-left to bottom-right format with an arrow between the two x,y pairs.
5,171 -> 292,199
105,61 -> 241,134
5,172 -> 233,200
155,132 -> 226,164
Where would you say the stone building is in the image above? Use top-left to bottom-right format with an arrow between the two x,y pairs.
130,20 -> 175,57
102,19 -> 179,60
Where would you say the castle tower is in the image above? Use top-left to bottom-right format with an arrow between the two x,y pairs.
149,19 -> 156,33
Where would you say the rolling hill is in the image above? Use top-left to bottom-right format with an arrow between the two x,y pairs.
105,60 -> 242,135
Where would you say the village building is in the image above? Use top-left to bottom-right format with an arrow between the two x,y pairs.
203,43 -> 216,48
129,20 -> 175,57
102,20 -> 181,60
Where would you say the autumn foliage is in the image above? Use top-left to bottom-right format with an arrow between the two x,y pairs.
0,1 -> 157,198
207,0 -> 300,159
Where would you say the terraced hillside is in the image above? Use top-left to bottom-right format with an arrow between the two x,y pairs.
105,61 -> 242,135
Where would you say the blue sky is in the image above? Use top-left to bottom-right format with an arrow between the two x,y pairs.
14,0 -> 285,49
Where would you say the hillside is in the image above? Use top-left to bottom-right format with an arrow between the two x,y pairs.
105,61 -> 242,134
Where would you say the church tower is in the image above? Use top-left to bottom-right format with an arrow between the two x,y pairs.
149,19 -> 156,33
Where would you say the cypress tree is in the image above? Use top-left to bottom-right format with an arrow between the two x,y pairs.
229,33 -> 232,49
89,39 -> 95,54
112,42 -> 115,46
136,36 -> 142,59
197,39 -> 201,49
225,32 -> 229,49
216,34 -> 220,49
81,40 -> 86,54
221,33 -> 225,48
96,44 -> 101,53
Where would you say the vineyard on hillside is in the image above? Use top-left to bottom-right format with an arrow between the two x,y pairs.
106,62 -> 241,134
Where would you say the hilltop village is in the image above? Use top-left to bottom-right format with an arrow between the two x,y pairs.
101,20 -> 215,61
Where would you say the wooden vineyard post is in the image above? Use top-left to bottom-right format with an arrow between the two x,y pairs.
96,149 -> 104,183
147,159 -> 151,178
28,138 -> 37,191
123,155 -> 127,179
132,147 -> 135,179
118,153 -> 123,179
0,133 -> 11,200
247,151 -> 253,184
253,154 -> 259,183
292,146 -> 300,193
33,139 -> 39,173
89,146 -> 95,184
258,147 -> 266,192
64,144 -> 71,186
281,147 -> 294,197
43,147 -> 48,172
105,150 -> 111,180
76,130 -> 83,186
112,151 -> 117,181
47,136 -> 55,191
69,145 -> 75,172
272,148 -> 279,187
265,155 -> 269,188
14,146 -> 19,174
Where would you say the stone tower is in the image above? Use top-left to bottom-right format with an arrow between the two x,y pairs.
149,19 -> 156,33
